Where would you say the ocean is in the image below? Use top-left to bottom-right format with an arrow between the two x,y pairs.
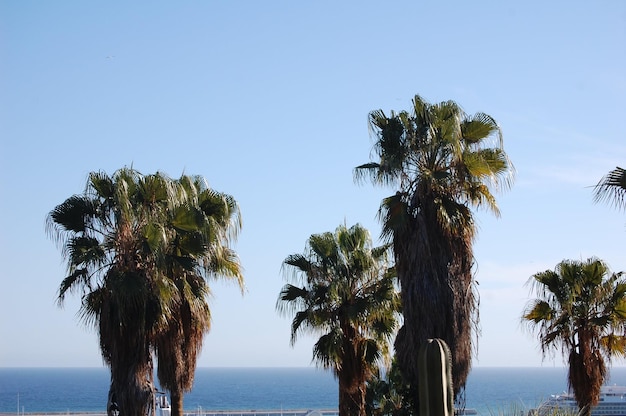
2,367 -> 626,414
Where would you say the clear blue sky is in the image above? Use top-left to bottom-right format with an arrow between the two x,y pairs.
1,1 -> 625,368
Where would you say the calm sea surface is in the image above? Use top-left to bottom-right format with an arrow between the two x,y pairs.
2,367 -> 626,414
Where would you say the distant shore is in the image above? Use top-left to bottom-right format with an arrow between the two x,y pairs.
0,410 -> 340,416
0,414 -> 107,416
0,411 -> 107,416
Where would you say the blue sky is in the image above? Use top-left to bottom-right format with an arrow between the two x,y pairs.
1,1 -> 625,368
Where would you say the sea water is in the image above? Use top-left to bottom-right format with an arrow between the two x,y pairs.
2,367 -> 626,414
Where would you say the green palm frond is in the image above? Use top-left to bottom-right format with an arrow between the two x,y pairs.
284,254 -> 313,274
139,172 -> 174,206
600,334 -> 626,357
309,232 -> 339,260
66,236 -> 106,266
377,192 -> 411,243
593,166 -> 626,211
47,195 -> 96,235
461,112 -> 502,144
613,298 -> 626,320
171,205 -> 203,232
57,268 -> 90,302
362,338 -> 383,365
313,329 -> 343,370
88,171 -> 115,199
523,300 -> 554,323
277,284 -> 308,304
436,196 -> 474,236
463,182 -> 500,216
79,285 -> 106,329
143,222 -> 168,253
290,310 -> 313,345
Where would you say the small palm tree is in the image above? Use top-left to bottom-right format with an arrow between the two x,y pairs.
365,357 -> 412,416
522,258 -> 626,416
355,95 -> 514,402
277,224 -> 400,416
593,166 -> 626,211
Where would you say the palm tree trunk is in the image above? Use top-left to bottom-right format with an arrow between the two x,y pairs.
338,329 -> 368,416
170,389 -> 184,416
394,209 -> 475,403
338,371 -> 366,416
568,332 -> 606,416
108,369 -> 153,416
105,320 -> 155,416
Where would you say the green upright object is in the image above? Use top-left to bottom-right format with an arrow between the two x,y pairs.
418,338 -> 454,416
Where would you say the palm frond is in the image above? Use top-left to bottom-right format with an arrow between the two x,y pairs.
461,112 -> 502,145
66,235 -> 106,265
87,171 -> 115,199
377,192 -> 411,243
57,268 -> 90,303
47,195 -> 96,235
313,329 -> 343,371
284,254 -> 313,274
593,166 -> 626,211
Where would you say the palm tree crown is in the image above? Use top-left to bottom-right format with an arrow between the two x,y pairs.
355,95 -> 514,403
277,223 -> 400,416
47,167 -> 243,416
523,258 -> 626,415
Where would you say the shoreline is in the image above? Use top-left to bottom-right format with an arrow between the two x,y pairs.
0,410 -> 341,416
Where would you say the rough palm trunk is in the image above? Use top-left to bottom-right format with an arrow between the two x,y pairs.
568,328 -> 606,416
337,324 -> 368,416
108,362 -> 154,416
170,390 -> 184,416
393,200 -> 475,402
156,298 -> 207,416
338,371 -> 366,416
101,273 -> 156,416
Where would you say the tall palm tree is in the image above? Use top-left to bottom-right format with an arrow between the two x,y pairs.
354,95 -> 514,403
277,224 -> 400,416
47,168 -> 243,416
593,166 -> 626,211
522,258 -> 626,416
49,168 -> 165,416
154,175 -> 244,416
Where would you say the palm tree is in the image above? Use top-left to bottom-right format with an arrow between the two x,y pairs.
154,273 -> 210,416
522,258 -> 626,416
47,168 -> 243,416
154,176 -> 244,416
354,94 -> 514,403
277,224 -> 400,416
49,168 -> 164,415
365,357 -> 412,416
593,166 -> 626,211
